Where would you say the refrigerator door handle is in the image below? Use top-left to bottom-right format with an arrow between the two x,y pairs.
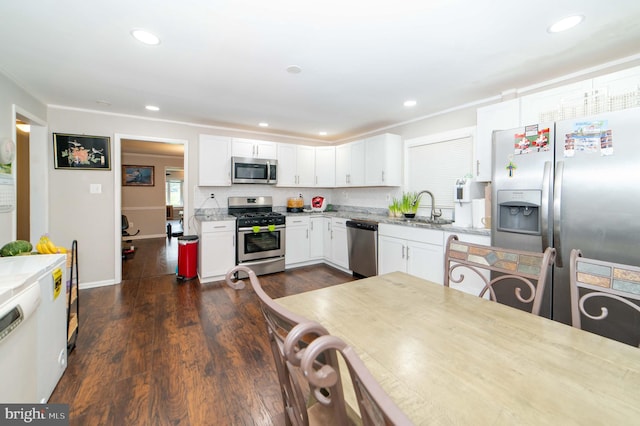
541,161 -> 552,253
553,161 -> 565,267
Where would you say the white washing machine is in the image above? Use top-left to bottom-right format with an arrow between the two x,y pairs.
0,254 -> 68,402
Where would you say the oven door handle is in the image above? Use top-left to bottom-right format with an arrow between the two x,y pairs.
238,225 -> 285,232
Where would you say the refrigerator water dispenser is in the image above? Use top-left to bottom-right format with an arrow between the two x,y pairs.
497,190 -> 541,235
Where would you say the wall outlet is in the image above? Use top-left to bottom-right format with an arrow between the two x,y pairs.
210,193 -> 215,199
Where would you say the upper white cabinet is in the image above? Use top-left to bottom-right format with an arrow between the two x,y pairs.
314,146 -> 336,187
364,133 -> 402,186
474,99 -> 520,182
278,144 -> 315,187
232,138 -> 277,159
198,134 -> 232,186
335,140 -> 365,186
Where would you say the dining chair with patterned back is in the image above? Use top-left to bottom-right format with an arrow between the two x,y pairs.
225,266 -> 348,425
569,249 -> 640,347
289,321 -> 414,426
444,235 -> 556,315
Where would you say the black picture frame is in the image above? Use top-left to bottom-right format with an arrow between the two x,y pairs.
53,133 -> 111,170
122,165 -> 155,186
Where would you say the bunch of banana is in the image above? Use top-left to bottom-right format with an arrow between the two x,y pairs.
36,235 -> 67,254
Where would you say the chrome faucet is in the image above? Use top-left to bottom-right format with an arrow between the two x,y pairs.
414,190 -> 442,221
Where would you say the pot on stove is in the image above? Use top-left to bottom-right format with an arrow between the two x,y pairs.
287,195 -> 304,212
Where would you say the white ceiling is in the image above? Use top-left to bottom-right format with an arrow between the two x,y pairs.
2,0 -> 640,142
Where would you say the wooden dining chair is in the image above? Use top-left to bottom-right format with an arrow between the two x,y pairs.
289,321 -> 414,426
225,266 -> 350,426
569,249 -> 640,347
444,235 -> 556,315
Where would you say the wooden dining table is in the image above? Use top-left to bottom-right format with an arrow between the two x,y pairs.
277,271 -> 640,425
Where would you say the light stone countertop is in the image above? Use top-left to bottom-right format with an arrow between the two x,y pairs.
282,210 -> 491,236
194,210 -> 490,236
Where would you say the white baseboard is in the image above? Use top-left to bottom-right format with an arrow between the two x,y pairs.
79,279 -> 118,290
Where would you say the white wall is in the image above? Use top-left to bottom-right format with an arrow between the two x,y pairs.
46,107 -> 315,287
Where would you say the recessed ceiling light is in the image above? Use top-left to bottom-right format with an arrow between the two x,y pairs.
286,65 -> 302,74
319,131 -> 327,136
259,122 -> 269,127
548,15 -> 584,33
145,105 -> 160,111
131,29 -> 161,45
404,100 -> 417,107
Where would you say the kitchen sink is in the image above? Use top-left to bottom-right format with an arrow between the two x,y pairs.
403,217 -> 453,225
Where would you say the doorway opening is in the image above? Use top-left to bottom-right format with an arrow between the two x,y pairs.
115,134 -> 188,284
15,118 -> 30,241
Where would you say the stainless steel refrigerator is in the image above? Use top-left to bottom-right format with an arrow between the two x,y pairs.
491,107 -> 640,343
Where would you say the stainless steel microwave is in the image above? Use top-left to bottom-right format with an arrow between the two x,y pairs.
231,157 -> 277,184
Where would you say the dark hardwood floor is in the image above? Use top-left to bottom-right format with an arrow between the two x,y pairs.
49,237 -> 355,425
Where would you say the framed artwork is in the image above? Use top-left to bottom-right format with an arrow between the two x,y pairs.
53,133 -> 111,170
122,165 -> 155,186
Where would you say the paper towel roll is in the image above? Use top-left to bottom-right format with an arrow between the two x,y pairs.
472,199 -> 487,228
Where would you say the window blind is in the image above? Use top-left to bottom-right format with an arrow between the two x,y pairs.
407,136 -> 472,210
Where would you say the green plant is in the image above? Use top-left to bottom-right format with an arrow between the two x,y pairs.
388,198 -> 402,217
400,192 -> 420,214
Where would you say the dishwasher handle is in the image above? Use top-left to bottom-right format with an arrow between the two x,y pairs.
346,220 -> 378,232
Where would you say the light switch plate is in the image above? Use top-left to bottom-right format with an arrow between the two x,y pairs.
90,183 -> 102,194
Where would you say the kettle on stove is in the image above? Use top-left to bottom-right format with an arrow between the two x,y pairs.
311,196 -> 327,212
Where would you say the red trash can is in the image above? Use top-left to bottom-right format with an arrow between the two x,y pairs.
177,235 -> 198,280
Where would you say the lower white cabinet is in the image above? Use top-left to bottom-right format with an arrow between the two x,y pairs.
322,217 -> 332,259
198,220 -> 236,283
285,216 -> 311,266
309,217 -> 324,260
329,217 -> 349,269
378,224 -> 444,284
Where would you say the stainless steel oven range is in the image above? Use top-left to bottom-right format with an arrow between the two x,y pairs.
228,196 -> 285,277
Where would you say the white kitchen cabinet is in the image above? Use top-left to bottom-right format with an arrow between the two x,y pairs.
378,224 -> 444,284
309,216 -> 324,260
198,134 -> 232,186
198,220 -> 236,283
277,144 -> 315,187
329,217 -> 349,269
335,139 -> 365,186
364,133 -> 402,186
474,99 -> 520,182
322,217 -> 332,260
314,146 -> 336,187
285,216 -> 311,266
232,138 -> 277,159
443,231 -> 491,297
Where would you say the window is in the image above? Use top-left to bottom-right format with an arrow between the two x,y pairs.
406,127 -> 474,211
166,180 -> 183,206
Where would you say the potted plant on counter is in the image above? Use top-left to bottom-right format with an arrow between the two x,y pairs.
388,198 -> 402,217
401,192 -> 420,218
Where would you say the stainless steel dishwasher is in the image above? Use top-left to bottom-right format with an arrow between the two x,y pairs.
346,219 -> 378,278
